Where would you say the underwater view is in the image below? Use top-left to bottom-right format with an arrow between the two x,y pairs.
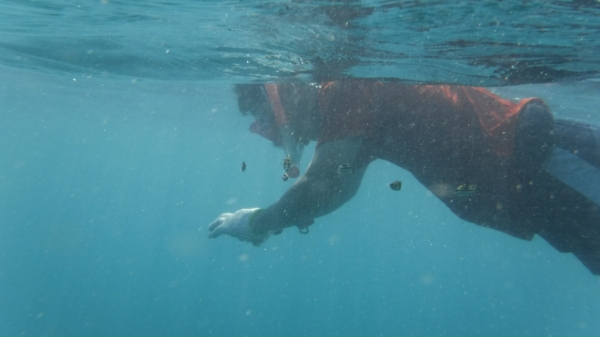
1,1 -> 600,336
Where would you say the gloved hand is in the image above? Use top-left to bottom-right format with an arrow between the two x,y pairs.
207,208 -> 270,246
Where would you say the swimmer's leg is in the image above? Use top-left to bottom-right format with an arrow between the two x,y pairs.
544,120 -> 600,206
516,106 -> 600,274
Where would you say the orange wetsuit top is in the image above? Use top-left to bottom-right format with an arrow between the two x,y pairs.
316,80 -> 544,240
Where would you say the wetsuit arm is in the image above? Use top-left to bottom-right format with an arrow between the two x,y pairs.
252,136 -> 367,232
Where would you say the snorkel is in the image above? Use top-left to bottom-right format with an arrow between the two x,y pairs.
248,84 -> 304,178
279,124 -> 304,178
264,84 -> 304,178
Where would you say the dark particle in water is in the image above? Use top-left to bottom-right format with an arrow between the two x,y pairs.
389,181 -> 402,191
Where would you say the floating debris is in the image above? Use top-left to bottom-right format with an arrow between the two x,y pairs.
389,180 -> 402,191
338,163 -> 352,174
241,161 -> 246,172
454,184 -> 476,197
282,173 -> 289,182
283,156 -> 291,172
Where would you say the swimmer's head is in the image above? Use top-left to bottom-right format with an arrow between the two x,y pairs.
234,83 -> 320,178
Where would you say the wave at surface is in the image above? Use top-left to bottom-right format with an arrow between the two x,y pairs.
1,0 -> 599,85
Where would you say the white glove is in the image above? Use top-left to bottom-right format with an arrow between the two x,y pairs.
207,208 -> 270,246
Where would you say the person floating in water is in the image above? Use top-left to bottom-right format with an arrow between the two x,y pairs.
207,80 -> 600,275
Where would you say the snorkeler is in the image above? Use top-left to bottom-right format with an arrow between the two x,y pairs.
207,81 -> 600,275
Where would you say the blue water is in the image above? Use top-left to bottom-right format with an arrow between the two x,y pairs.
1,1 -> 600,337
